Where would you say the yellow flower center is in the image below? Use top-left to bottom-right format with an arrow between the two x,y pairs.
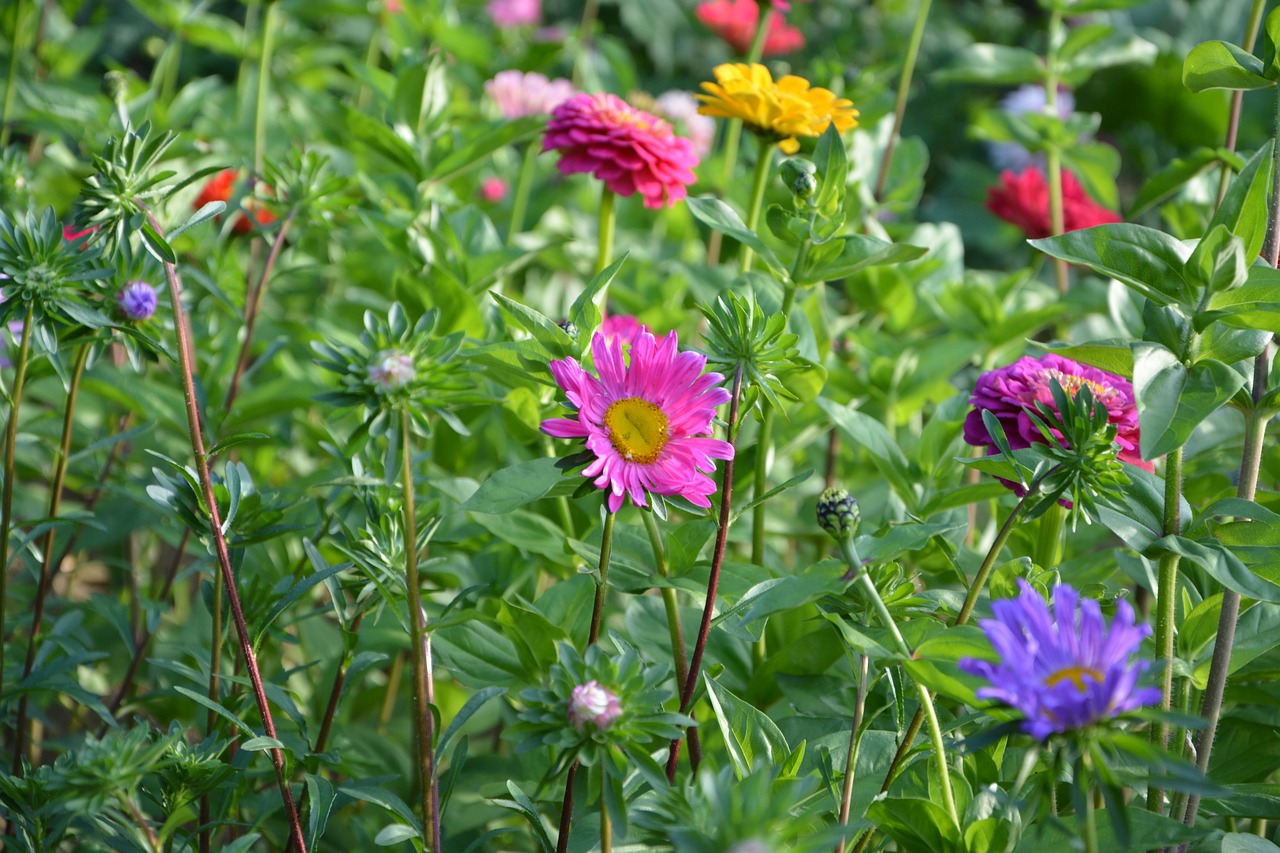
1044,665 -> 1105,692
1039,368 -> 1109,400
604,397 -> 669,464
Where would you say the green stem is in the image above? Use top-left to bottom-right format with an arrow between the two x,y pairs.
0,302 -> 34,704
836,654 -> 869,853
873,0 -> 931,202
506,142 -> 540,247
1081,757 -> 1100,853
1043,7 -> 1070,298
739,138 -> 775,274
588,509 -> 616,646
596,187 -> 615,276
0,0 -> 26,147
355,13 -> 382,111
750,283 -> 798,567
642,510 -> 688,686
599,768 -> 612,853
1149,446 -> 1183,814
1033,501 -> 1067,570
572,0 -> 601,88
1215,0 -> 1266,207
252,0 -> 277,177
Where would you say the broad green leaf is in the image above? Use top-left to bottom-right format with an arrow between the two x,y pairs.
1032,340 -> 1133,378
1205,141 -> 1275,263
1129,148 -> 1242,218
1031,224 -> 1192,306
798,234 -> 926,285
1153,535 -> 1280,602
1183,40 -> 1274,92
686,196 -> 784,275
1267,6 -> 1280,80
934,43 -> 1044,84
1132,343 -> 1246,459
812,123 -> 849,216
569,253 -> 629,335
1059,28 -> 1156,81
491,292 -> 576,360
1185,225 -> 1248,297
1223,833 -> 1280,853
704,675 -> 790,778
866,797 -> 962,853
426,117 -> 543,182
462,458 -> 565,514
818,399 -> 916,504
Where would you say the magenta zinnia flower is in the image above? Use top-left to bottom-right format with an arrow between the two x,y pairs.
543,93 -> 699,209
485,70 -> 576,119
542,330 -> 734,512
960,580 -> 1160,740
964,353 -> 1152,483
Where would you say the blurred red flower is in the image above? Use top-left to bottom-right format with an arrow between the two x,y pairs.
986,167 -> 1120,239
696,0 -> 804,56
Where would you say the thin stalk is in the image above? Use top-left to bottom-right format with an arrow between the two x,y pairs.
0,0 -> 26,147
1043,7 -> 1070,298
13,343 -> 90,770
1216,0 -> 1266,207
599,768 -> 612,853
252,0 -> 276,177
506,142 -> 540,247
227,210 -> 296,409
738,139 -> 774,274
400,409 -> 438,851
587,510 -> 616,645
1149,446 -> 1183,815
315,612 -> 363,755
0,302 -> 35,702
571,0 -> 601,88
1081,765 -> 1100,853
666,363 -> 743,781
377,650 -> 407,733
750,280 -> 801,567
147,210 -> 307,852
556,763 -> 578,853
641,510 -> 688,686
596,187 -> 615,276
1033,501 -> 1067,570
835,654 -> 869,853
200,517 -> 224,853
354,14 -> 382,111
872,0 -> 931,202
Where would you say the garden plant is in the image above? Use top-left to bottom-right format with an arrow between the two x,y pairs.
5,0 -> 1280,851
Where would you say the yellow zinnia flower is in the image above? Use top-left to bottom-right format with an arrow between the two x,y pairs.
697,63 -> 859,154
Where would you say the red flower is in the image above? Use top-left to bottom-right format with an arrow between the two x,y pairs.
194,169 -> 277,235
986,167 -> 1121,239
62,224 -> 97,244
695,0 -> 804,56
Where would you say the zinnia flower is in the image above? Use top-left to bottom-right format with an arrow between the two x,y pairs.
697,63 -> 858,155
988,84 -> 1077,172
695,0 -> 805,56
116,281 -> 158,321
194,168 -> 277,235
543,93 -> 699,209
963,353 -> 1152,478
986,166 -> 1121,239
484,70 -> 576,119
488,0 -> 540,28
542,330 -> 734,512
568,680 -> 622,731
960,580 -> 1160,740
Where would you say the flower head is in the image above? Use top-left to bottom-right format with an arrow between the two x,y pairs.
598,313 -> 648,348
986,167 -> 1120,239
960,581 -> 1160,739
963,353 -> 1150,478
116,281 -> 158,321
194,169 -> 277,235
816,488 -> 859,542
479,177 -> 509,203
543,93 -> 699,209
368,349 -> 416,393
568,681 -> 622,731
484,70 -> 576,119
696,0 -> 805,56
989,84 -> 1077,172
542,330 -> 734,512
698,63 -> 858,155
488,0 -> 540,28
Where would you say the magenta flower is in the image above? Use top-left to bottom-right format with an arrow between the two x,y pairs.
960,581 -> 1160,740
963,353 -> 1152,483
543,93 -> 699,209
488,0 -> 540,28
568,680 -> 622,731
598,313 -> 648,348
542,330 -> 734,513
480,177 -> 509,203
485,70 -> 576,120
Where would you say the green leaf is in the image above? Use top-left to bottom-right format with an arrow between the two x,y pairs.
345,109 -> 421,178
1185,225 -> 1248,297
252,562 -> 348,650
1059,27 -> 1157,81
241,736 -> 285,752
1153,535 -> 1280,602
1132,344 -> 1246,459
812,123 -> 849,216
704,674 -> 790,778
934,43 -> 1044,84
1266,6 -> 1280,80
1129,148 -> 1242,218
140,219 -> 177,265
1223,834 -> 1280,853
305,774 -> 336,851
865,797 -> 962,853
798,234 -> 926,285
173,686 -> 255,737
427,117 -> 543,183
169,201 -> 227,241
569,253 -> 629,335
818,399 -> 916,505
1031,224 -> 1192,306
462,458 -> 565,514
1032,340 -> 1134,378
437,686 -> 506,761
491,292 -> 576,360
1183,40 -> 1274,92
686,196 -> 784,275
1205,141 -> 1275,263
374,825 -> 419,846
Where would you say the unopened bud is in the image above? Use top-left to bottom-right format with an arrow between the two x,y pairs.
779,158 -> 818,200
103,71 -> 129,104
568,680 -> 621,731
817,487 -> 859,541
116,281 -> 158,321
368,349 -> 415,392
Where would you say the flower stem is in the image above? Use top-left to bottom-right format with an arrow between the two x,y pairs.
749,282 -> 798,567
641,510 -> 688,686
506,141 -> 540,247
835,653 -> 869,853
1033,500 -> 1067,570
1216,0 -> 1266,207
1081,758 -> 1100,853
228,209 -> 296,410
0,0 -> 26,147
600,768 -> 612,853
596,186 -> 616,276
146,210 -> 307,853
252,0 -> 276,177
739,137 -> 775,274
1150,445 -> 1183,814
1043,6 -> 1070,298
400,408 -> 439,852
0,302 -> 35,704
12,343 -> 89,771
667,363 -> 743,781
588,509 -> 616,645
873,0 -> 931,203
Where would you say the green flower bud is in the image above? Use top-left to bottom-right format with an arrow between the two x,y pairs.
779,158 -> 818,200
817,487 -> 859,541
102,71 -> 129,104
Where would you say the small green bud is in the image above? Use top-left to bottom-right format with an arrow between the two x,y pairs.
779,158 -> 818,198
817,487 -> 859,541
102,71 -> 129,104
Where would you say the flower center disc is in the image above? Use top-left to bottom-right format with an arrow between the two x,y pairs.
604,397 -> 669,464
1044,665 -> 1105,693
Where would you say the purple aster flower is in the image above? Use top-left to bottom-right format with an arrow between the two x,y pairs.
960,580 -> 1160,740
567,680 -> 622,731
116,281 -> 158,321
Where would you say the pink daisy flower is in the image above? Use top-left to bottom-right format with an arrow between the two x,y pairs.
485,70 -> 576,120
488,0 -> 540,28
543,93 -> 699,209
542,330 -> 734,513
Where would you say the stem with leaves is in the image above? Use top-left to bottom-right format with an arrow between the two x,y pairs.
641,510 -> 688,686
1043,6 -> 1070,298
0,302 -> 34,704
506,142 -> 540,248
596,187 -> 616,277
1149,446 -> 1183,814
1216,0 -> 1266,206
873,0 -> 931,203
739,139 -> 775,275
835,654 -> 868,853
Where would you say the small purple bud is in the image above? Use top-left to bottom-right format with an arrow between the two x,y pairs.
369,349 -> 415,392
568,680 -> 621,731
117,281 -> 158,321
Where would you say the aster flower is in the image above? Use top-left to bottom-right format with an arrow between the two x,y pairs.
960,581 -> 1160,740
194,168 -> 277,235
543,93 -> 699,209
695,0 -> 805,57
484,70 -> 576,119
116,281 -> 158,322
988,84 -> 1077,172
541,329 -> 734,513
986,166 -> 1121,239
598,312 -> 648,348
697,63 -> 859,155
655,91 -> 717,160
488,0 -> 540,28
964,353 -> 1151,476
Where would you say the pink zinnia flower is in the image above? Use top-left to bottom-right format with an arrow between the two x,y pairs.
696,0 -> 805,56
488,0 -> 540,28
542,330 -> 734,512
656,91 -> 717,161
598,313 -> 648,348
543,93 -> 699,209
480,177 -> 509,203
986,167 -> 1121,239
485,70 -> 576,120
963,353 -> 1153,491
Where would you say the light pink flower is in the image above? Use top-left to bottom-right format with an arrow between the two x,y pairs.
488,0 -> 540,28
543,93 -> 699,209
485,70 -> 576,120
480,177 -> 509,203
542,330 -> 734,512
655,91 -> 717,161
568,681 -> 622,731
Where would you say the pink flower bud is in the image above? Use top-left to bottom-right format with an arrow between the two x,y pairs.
568,680 -> 621,731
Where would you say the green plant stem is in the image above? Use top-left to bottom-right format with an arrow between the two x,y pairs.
596,187 -> 615,276
667,363 -> 743,781
400,408 -> 439,852
1149,445 -> 1183,815
1081,762 -> 1100,853
739,138 -> 775,274
641,510 -> 688,686
750,281 -> 799,567
572,0 -> 601,88
506,142 -> 540,247
1043,7 -> 1070,298
147,210 -> 307,853
1216,0 -> 1266,207
836,653 -> 869,853
200,548 -> 222,853
600,769 -> 612,853
1034,500 -> 1067,570
0,302 -> 34,704
252,0 -> 276,177
588,509 -> 617,645
12,343 -> 89,772
0,0 -> 26,147
873,0 -> 931,202
354,13 -> 382,111
228,209 -> 295,409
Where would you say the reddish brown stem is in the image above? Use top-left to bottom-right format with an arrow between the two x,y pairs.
226,211 -> 295,409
